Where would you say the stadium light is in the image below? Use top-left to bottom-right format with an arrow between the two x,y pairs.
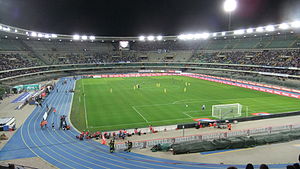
73,34 -> 80,40
139,36 -> 145,41
201,32 -> 210,39
51,34 -> 57,38
31,32 -> 37,37
186,34 -> 194,40
234,29 -> 245,35
89,36 -> 95,40
147,35 -> 155,41
221,32 -> 226,36
224,0 -> 237,31
3,27 -> 10,32
265,25 -> 275,32
246,28 -> 254,33
223,0 -> 237,12
156,35 -> 163,41
44,34 -> 50,38
256,27 -> 264,32
38,33 -> 44,37
212,33 -> 217,37
81,35 -> 88,40
279,23 -> 289,30
194,34 -> 201,39
291,21 -> 300,28
178,34 -> 185,40
14,29 -> 18,33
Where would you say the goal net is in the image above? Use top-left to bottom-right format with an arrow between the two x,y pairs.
212,103 -> 242,120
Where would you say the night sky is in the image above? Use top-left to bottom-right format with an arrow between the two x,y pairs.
0,0 -> 300,36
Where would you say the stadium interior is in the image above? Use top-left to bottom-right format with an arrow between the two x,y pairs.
0,4 -> 300,169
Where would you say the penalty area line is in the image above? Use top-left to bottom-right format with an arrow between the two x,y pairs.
132,106 -> 149,123
182,111 -> 198,118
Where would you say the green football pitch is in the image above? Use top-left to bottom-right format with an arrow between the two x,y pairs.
70,75 -> 300,131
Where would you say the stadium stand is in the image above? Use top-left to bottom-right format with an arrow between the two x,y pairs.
0,31 -> 299,88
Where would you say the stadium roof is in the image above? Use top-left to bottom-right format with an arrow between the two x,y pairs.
0,22 -> 299,41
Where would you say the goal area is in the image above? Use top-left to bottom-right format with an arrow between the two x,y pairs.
212,103 -> 242,120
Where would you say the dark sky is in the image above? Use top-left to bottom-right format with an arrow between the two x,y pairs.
0,0 -> 300,36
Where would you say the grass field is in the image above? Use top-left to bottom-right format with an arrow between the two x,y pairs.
70,75 -> 300,131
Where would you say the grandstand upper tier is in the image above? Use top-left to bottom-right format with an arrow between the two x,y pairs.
0,31 -> 300,67
0,27 -> 299,86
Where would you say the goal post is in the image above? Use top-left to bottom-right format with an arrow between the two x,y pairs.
212,103 -> 242,120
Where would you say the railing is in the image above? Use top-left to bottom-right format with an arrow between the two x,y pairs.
115,123 -> 300,150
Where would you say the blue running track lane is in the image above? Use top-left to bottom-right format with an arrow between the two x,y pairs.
0,77 -> 292,169
11,92 -> 31,103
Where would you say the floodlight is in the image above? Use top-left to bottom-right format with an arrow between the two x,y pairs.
194,34 -> 201,39
212,33 -> 217,37
221,32 -> 226,36
265,25 -> 275,32
201,32 -> 210,39
81,35 -> 88,40
234,29 -> 245,35
5,36 -> 7,38
26,32 -> 29,35
186,34 -> 194,40
38,38 -> 40,41
256,27 -> 264,32
156,35 -> 163,41
147,35 -> 155,41
38,33 -> 44,37
44,34 -> 50,38
14,29 -> 18,33
3,27 -> 10,32
246,28 -> 254,33
178,34 -> 185,40
224,0 -> 237,13
89,36 -> 95,40
73,34 -> 80,40
139,36 -> 145,41
291,21 -> 300,28
16,37 -> 18,39
279,23 -> 289,30
51,34 -> 57,38
31,32 -> 37,37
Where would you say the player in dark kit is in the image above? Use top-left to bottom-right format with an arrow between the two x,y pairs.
109,139 -> 115,153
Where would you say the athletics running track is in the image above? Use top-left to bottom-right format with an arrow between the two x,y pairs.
0,77 -> 291,169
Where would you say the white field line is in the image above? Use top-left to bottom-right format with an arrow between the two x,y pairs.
89,117 -> 192,128
132,106 -> 149,123
81,80 -> 89,128
134,96 -> 275,108
182,112 -> 193,118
